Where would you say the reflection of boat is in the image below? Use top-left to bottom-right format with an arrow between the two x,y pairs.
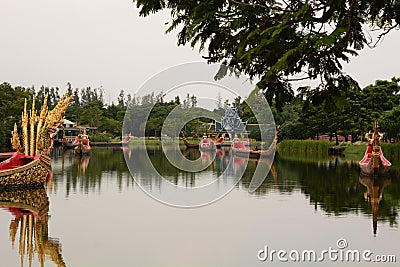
63,141 -> 74,149
359,121 -> 391,175
73,130 -> 91,156
182,148 -> 201,159
199,135 -> 216,151
121,144 -> 132,158
0,94 -> 71,188
76,155 -> 90,178
0,187 -> 49,216
0,188 -> 66,266
359,172 -> 391,236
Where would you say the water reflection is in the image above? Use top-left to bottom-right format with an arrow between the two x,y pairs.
277,152 -> 400,236
0,188 -> 66,267
50,147 -> 134,196
53,147 -> 400,234
359,173 -> 392,236
75,155 -> 90,178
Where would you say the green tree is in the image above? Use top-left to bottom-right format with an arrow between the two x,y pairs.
80,100 -> 105,127
0,83 -> 31,148
133,0 -> 400,108
380,106 -> 400,142
118,90 -> 125,108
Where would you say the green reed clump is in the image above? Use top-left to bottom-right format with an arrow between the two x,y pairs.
277,150 -> 332,163
342,144 -> 366,161
277,140 -> 333,153
381,143 -> 400,158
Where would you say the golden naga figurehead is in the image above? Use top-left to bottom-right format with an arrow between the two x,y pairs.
44,94 -> 73,133
11,93 -> 72,156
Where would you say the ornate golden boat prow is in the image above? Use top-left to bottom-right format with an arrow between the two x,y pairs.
0,93 -> 72,188
359,121 -> 392,175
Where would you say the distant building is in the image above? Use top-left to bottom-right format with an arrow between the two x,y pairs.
62,119 -> 75,129
54,119 -> 98,145
207,108 -> 274,141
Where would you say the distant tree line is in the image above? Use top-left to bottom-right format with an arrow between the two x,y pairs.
1,78 -> 399,147
273,78 -> 400,142
0,82 -> 203,147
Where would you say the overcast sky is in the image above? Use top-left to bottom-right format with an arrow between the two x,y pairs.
0,0 -> 399,104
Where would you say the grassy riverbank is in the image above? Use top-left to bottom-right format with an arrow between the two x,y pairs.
127,138 -> 271,150
277,140 -> 333,153
128,138 -> 185,148
344,143 -> 400,160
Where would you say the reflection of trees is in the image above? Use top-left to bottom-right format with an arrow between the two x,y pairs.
51,147 -> 400,230
0,188 -> 66,266
50,148 -> 134,196
270,154 -> 400,229
129,147 -> 212,188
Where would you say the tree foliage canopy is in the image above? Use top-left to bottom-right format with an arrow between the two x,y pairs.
275,78 -> 400,142
133,0 -> 400,107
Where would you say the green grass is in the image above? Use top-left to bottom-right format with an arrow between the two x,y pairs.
90,133 -> 112,142
128,138 -> 186,149
381,143 -> 400,158
277,151 -> 332,163
343,143 -> 400,169
342,144 -> 367,161
277,140 -> 333,153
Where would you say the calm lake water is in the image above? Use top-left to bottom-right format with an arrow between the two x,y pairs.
1,147 -> 399,266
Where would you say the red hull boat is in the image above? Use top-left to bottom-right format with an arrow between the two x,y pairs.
359,121 -> 392,175
0,152 -> 50,188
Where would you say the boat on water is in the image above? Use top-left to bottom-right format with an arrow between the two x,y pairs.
0,152 -> 50,188
122,135 -> 132,145
359,121 -> 391,175
182,132 -> 224,150
73,130 -> 91,156
232,130 -> 278,159
181,132 -> 200,149
90,135 -> 132,147
199,135 -> 216,151
214,137 -> 224,148
0,94 -> 71,188
183,137 -> 199,149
